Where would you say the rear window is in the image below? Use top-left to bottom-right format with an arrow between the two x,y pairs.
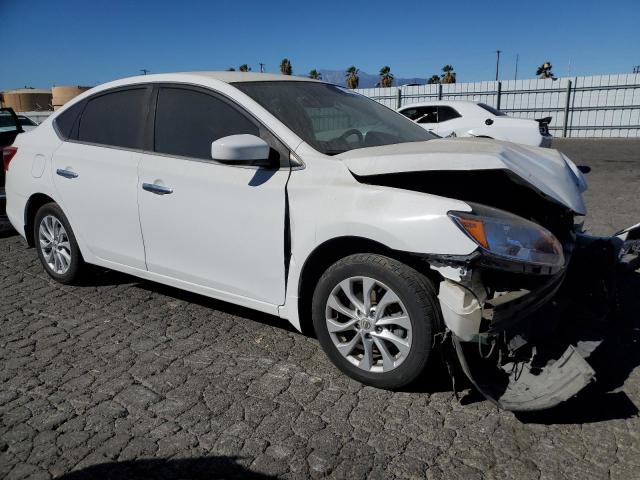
78,88 -> 148,149
437,106 -> 461,122
477,103 -> 506,116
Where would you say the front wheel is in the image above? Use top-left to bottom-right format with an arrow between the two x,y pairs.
312,254 -> 440,389
34,202 -> 85,284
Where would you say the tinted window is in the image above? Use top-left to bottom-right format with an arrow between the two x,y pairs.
477,103 -> 506,116
78,88 -> 148,148
400,106 -> 437,122
154,87 -> 259,160
437,106 -> 461,122
54,101 -> 85,139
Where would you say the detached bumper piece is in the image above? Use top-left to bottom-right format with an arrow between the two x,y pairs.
616,223 -> 640,272
453,337 -> 595,411
451,229 -> 637,411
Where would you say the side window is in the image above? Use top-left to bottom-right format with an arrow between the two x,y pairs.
53,100 -> 85,140
399,108 -> 422,121
416,106 -> 438,124
154,87 -> 260,160
78,88 -> 148,149
437,106 -> 461,123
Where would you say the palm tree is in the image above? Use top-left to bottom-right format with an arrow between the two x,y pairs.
280,58 -> 293,75
346,66 -> 359,89
536,62 -> 556,79
239,64 -> 251,72
441,65 -> 456,84
379,66 -> 394,88
427,75 -> 440,84
308,69 -> 322,80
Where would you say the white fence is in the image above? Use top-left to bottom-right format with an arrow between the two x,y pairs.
357,74 -> 640,138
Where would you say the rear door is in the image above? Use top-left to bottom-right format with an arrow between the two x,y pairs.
137,85 -> 290,307
51,86 -> 151,269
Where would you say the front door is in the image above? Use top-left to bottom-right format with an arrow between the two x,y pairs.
137,86 -> 290,307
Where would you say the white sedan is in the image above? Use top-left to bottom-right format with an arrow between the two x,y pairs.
398,100 -> 553,147
4,72 -> 637,410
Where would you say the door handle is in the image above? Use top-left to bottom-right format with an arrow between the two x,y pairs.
56,168 -> 78,179
142,183 -> 173,195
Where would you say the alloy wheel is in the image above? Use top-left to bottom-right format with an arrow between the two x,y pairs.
325,276 -> 413,373
39,215 -> 72,275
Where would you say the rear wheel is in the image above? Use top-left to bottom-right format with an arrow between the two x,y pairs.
34,202 -> 85,284
312,253 -> 440,389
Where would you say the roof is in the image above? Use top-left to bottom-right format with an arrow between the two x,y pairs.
144,71 -> 320,84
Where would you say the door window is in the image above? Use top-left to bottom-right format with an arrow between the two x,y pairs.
154,87 -> 260,160
53,101 -> 85,140
400,106 -> 438,123
78,88 -> 148,149
437,106 -> 461,123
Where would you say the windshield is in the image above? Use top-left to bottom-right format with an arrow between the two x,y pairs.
234,81 -> 437,155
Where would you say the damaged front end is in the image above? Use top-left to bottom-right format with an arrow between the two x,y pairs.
428,215 -> 640,411
352,155 -> 638,411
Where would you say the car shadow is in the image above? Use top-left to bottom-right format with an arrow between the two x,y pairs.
56,456 -> 276,479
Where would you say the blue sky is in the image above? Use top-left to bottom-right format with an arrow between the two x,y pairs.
1,0 -> 638,90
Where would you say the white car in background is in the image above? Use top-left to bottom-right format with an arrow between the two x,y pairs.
4,72 -> 638,411
17,115 -> 39,132
398,100 -> 553,147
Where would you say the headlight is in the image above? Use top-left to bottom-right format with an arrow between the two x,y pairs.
449,204 -> 564,269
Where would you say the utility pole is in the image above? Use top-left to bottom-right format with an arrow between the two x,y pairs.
514,53 -> 519,80
633,65 -> 640,74
140,69 -> 150,75
495,50 -> 501,81
259,63 -> 265,73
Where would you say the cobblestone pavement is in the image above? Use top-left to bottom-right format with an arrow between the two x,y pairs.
1,139 -> 640,479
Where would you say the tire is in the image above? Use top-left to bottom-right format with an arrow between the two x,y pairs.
312,253 -> 440,389
33,202 -> 85,284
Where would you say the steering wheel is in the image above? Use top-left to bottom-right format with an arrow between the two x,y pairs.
338,128 -> 364,144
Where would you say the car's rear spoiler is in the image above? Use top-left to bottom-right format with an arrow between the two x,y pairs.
535,117 -> 552,135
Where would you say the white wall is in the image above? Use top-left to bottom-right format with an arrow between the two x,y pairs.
357,74 -> 640,138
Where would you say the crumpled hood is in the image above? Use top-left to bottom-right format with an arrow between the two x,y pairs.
337,138 -> 586,214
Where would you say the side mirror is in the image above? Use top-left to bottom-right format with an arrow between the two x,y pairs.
211,134 -> 270,165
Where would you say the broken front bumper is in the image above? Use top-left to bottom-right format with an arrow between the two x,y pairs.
430,223 -> 640,411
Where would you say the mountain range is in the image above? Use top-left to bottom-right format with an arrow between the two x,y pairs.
317,69 -> 427,88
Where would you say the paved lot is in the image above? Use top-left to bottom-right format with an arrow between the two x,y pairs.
1,138 -> 640,479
